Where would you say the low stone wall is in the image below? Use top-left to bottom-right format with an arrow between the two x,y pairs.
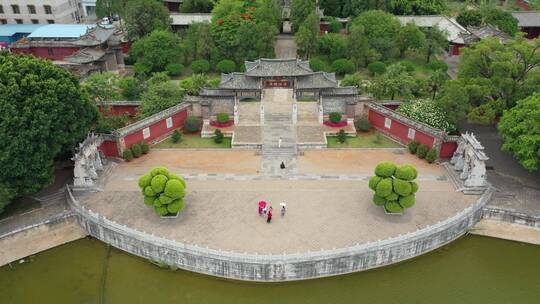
67,186 -> 494,282
482,206 -> 540,229
0,212 -> 87,266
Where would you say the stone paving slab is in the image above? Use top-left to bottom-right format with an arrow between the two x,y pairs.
79,178 -> 476,254
232,126 -> 262,144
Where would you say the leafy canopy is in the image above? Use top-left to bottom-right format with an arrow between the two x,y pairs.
124,0 -> 171,39
498,94 -> 540,171
0,53 -> 97,213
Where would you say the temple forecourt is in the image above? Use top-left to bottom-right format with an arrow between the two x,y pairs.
67,58 -> 494,282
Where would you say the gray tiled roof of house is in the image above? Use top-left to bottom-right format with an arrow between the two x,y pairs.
219,73 -> 261,90
244,58 -> 313,77
321,87 -> 358,96
71,24 -> 116,46
511,11 -> 540,27
296,72 -> 337,89
65,48 -> 105,64
465,25 -> 511,43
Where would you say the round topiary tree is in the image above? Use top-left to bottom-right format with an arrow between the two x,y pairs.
332,59 -> 355,75
216,59 -> 236,74
191,59 -> 210,74
329,112 -> 342,123
138,167 -> 187,217
369,162 -> 418,214
367,61 -> 386,76
216,113 -> 230,123
166,63 -> 184,76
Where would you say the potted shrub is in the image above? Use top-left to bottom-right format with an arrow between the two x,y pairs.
138,167 -> 187,218
329,112 -> 342,123
217,113 -> 230,124
337,129 -> 347,143
184,116 -> 202,133
368,162 -> 419,215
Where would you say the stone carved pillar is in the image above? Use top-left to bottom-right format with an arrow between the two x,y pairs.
460,151 -> 472,180
450,140 -> 465,166
464,158 -> 487,187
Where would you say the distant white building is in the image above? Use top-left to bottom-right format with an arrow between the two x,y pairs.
81,0 -> 96,20
0,0 -> 85,24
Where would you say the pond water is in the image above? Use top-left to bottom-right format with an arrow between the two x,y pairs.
1,236 -> 539,304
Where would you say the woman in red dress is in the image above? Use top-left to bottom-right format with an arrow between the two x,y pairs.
267,207 -> 273,223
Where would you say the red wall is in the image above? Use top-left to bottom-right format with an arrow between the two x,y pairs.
522,27 -> 540,39
121,41 -> 131,54
12,46 -> 80,60
100,104 -> 139,117
99,140 -> 119,157
440,141 -> 458,159
368,108 -> 459,158
123,109 -> 188,148
451,44 -> 465,56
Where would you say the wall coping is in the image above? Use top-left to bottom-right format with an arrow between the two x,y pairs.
113,103 -> 190,137
67,186 -> 494,281
101,100 -> 142,106
367,102 -> 447,139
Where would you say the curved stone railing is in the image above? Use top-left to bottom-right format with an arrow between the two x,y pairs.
67,187 -> 494,282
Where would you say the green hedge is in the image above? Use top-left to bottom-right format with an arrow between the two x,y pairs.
138,167 -> 187,216
131,144 -> 142,158
416,144 -> 429,159
369,162 -> 419,214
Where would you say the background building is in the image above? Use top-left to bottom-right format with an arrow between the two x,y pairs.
0,0 -> 82,24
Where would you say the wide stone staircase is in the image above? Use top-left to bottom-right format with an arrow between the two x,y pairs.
261,89 -> 298,175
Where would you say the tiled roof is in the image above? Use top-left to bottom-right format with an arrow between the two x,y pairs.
245,58 -> 313,77
219,73 -> 261,90
71,24 -> 116,46
397,15 -> 469,44
65,48 -> 106,64
0,24 -> 44,37
296,72 -> 337,89
511,11 -> 540,27
27,24 -> 95,39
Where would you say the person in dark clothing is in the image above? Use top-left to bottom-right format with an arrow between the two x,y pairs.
267,207 -> 273,223
280,161 -> 285,169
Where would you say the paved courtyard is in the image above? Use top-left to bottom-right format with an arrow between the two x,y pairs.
77,149 -> 477,254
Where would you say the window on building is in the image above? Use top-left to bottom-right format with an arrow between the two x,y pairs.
384,117 -> 392,129
15,19 -> 23,24
27,5 -> 36,14
0,19 -> 7,25
0,5 -> 4,14
11,5 -> 20,14
407,128 -> 416,140
44,5 -> 52,14
47,19 -> 55,24
31,19 -> 39,24
143,128 -> 151,139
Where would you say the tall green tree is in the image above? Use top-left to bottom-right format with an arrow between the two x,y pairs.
182,22 -> 214,64
290,0 -> 316,33
482,6 -> 519,36
436,80 -> 469,126
140,81 -> 184,118
370,63 -> 415,100
295,12 -> 320,59
95,0 -> 126,19
458,38 -> 540,109
347,22 -> 371,67
498,93 -> 540,171
427,70 -> 447,100
352,10 -> 401,60
82,72 -> 121,102
0,53 -> 97,213
388,0 -> 446,15
129,30 -> 183,73
181,0 -> 214,13
396,22 -> 425,58
422,25 -> 448,63
124,0 -> 171,39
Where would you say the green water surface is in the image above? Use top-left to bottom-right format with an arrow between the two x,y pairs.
1,236 -> 539,304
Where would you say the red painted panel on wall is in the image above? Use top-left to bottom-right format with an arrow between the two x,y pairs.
99,140 -> 119,157
122,110 -> 188,148
440,141 -> 458,159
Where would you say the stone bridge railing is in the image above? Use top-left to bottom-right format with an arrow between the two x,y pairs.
67,187 -> 493,282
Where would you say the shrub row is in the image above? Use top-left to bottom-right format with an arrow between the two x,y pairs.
407,140 -> 438,163
123,141 -> 150,161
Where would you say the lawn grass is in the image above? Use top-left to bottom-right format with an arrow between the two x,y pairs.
327,131 -> 402,148
153,134 -> 232,149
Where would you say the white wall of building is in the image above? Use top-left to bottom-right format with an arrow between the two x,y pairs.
0,0 -> 83,24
